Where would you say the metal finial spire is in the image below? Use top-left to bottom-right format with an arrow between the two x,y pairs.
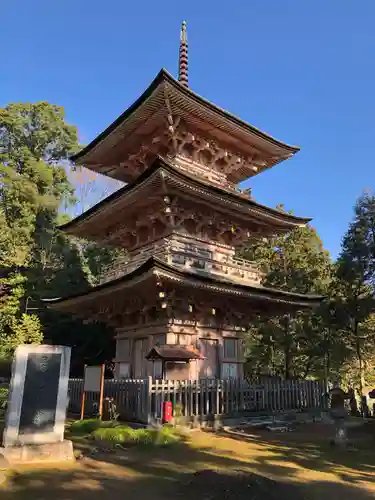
178,21 -> 188,87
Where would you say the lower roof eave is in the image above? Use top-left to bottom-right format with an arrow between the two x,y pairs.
42,257 -> 324,312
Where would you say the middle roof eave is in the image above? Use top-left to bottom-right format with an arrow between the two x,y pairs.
42,256 -> 324,310
59,156 -> 311,235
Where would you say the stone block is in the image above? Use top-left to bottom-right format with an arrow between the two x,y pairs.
0,440 -> 74,465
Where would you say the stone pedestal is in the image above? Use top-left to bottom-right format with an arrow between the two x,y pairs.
333,420 -> 348,449
0,440 -> 74,465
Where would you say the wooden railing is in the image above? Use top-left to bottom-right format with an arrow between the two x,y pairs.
68,378 -> 328,424
99,239 -> 263,285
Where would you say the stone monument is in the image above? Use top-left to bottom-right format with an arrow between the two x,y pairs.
0,345 -> 74,464
329,382 -> 350,449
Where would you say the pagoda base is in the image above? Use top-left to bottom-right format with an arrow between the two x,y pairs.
0,440 -> 74,465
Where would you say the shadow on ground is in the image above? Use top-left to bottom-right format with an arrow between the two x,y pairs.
1,426 -> 375,500
215,422 -> 375,485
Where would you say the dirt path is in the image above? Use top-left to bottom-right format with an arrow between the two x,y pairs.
1,426 -> 375,499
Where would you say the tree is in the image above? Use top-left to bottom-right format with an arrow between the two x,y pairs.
0,102 -> 78,269
242,222 -> 332,379
338,314 -> 375,392
335,192 -> 375,394
0,270 -> 42,358
0,102 -> 79,355
0,102 -> 77,221
0,206 -> 42,357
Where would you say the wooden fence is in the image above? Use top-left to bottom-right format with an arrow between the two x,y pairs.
68,378 -> 328,424
68,378 -> 150,423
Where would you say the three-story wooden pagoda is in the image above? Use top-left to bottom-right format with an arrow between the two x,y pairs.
45,22 -> 323,380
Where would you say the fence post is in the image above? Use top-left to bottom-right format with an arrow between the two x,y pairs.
189,380 -> 194,417
216,379 -> 220,415
146,376 -> 152,424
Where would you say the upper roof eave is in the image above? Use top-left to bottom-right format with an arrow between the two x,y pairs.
71,69 -> 299,165
42,256 -> 324,309
59,156 -> 311,235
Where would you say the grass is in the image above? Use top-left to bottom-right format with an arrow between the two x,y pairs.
69,419 -> 181,447
92,425 -> 180,447
69,419 -> 116,435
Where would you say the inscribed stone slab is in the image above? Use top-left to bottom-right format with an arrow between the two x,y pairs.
3,345 -> 71,447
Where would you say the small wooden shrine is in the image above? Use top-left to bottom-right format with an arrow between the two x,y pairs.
45,22 -> 323,380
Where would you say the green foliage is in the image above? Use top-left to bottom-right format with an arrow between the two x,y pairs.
1,313 -> 43,355
243,193 -> 375,392
0,101 -> 116,365
0,103 -> 76,233
0,209 -> 30,268
70,419 -> 181,447
0,387 -> 8,410
105,397 -> 120,421
173,403 -> 183,418
242,224 -> 333,379
91,425 -> 136,443
333,193 -> 375,393
83,243 -> 127,286
0,102 -> 79,163
0,102 -> 78,356
69,419 -> 114,435
337,192 -> 375,286
173,403 -> 183,426
91,425 -> 181,447
242,224 -> 331,294
153,425 -> 181,446
0,272 -> 43,357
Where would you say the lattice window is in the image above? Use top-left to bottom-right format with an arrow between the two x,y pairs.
223,338 -> 237,359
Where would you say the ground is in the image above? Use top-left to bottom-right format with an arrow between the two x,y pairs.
1,422 -> 375,499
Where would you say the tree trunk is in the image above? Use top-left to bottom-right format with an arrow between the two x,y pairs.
302,358 -> 312,379
354,319 -> 365,396
324,328 -> 332,382
284,349 -> 291,379
325,351 -> 331,382
269,343 -> 275,376
283,315 -> 292,379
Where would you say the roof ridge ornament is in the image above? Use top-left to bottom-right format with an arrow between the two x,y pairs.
178,20 -> 189,87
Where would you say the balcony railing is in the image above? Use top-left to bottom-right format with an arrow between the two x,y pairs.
169,254 -> 262,284
99,247 -> 263,286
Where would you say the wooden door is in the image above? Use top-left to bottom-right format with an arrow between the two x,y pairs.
199,339 -> 218,379
133,339 -> 148,378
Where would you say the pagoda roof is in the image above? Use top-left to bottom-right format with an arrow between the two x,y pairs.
43,256 -> 324,311
60,156 -> 311,240
71,69 -> 299,182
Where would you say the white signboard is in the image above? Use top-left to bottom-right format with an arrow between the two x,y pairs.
83,365 -> 103,392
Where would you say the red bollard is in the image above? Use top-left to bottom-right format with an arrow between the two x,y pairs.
162,401 -> 173,423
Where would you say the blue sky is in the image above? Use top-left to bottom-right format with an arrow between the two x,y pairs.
1,1 -> 374,259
